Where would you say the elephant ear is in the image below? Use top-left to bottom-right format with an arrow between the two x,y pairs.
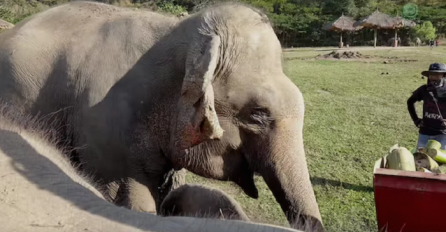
174,34 -> 224,150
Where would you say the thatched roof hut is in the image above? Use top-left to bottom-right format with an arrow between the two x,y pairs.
323,15 -> 363,32
392,16 -> 417,46
395,16 -> 416,28
0,19 -> 14,30
323,14 -> 363,47
359,10 -> 402,29
356,10 -> 404,47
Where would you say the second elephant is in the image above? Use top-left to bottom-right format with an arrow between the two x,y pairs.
160,184 -> 250,221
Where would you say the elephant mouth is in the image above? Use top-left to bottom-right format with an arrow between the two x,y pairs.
171,143 -> 259,199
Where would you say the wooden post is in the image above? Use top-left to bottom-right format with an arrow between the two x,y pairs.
394,29 -> 398,47
339,31 -> 343,48
374,28 -> 377,48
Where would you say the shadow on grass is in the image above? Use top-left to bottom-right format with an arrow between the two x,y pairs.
311,177 -> 374,193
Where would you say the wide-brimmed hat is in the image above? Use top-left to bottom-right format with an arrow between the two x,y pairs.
422,63 -> 446,76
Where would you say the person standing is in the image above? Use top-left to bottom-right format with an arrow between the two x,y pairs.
407,63 -> 446,149
429,40 -> 434,49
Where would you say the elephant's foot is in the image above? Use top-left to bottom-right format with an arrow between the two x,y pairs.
104,169 -> 187,214
113,178 -> 157,214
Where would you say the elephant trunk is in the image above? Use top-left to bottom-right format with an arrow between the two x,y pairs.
256,119 -> 324,232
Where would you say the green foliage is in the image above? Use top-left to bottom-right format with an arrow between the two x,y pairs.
0,7 -> 15,23
417,5 -> 446,39
414,20 -> 437,40
157,1 -> 186,15
0,0 -> 50,24
0,0 -> 445,45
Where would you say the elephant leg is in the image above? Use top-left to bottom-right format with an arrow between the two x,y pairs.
113,176 -> 157,213
112,169 -> 186,213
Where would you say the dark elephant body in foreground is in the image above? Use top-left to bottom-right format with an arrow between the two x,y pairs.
0,1 -> 323,230
0,104 -> 304,232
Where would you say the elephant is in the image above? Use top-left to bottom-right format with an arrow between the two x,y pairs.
0,1 -> 323,231
416,37 -> 422,46
0,103 -> 305,232
160,184 -> 250,221
387,37 -> 401,47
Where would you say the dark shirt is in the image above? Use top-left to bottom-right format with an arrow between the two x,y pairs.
407,85 -> 446,135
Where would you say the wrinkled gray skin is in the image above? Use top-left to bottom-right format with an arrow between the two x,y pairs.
160,184 -> 250,221
0,105 -> 303,232
0,1 -> 323,231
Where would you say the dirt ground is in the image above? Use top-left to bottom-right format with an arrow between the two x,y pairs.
284,46 -> 422,52
284,47 -> 420,64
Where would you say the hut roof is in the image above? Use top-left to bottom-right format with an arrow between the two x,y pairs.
357,10 -> 403,29
0,19 -> 14,29
323,15 -> 363,32
395,16 -> 416,28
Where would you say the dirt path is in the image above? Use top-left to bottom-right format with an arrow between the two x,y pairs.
283,46 -> 427,53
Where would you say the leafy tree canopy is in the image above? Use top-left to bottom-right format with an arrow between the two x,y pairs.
1,0 -> 445,46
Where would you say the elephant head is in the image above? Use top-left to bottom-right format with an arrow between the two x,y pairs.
168,3 -> 324,231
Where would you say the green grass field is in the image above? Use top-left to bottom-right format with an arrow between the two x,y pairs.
187,46 -> 446,232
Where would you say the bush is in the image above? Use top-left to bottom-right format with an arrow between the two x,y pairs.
156,1 -> 186,16
413,21 -> 437,41
0,0 -> 49,24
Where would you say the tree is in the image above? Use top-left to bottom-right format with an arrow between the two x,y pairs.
417,5 -> 446,38
414,20 -> 437,40
1,0 -> 446,45
321,0 -> 358,18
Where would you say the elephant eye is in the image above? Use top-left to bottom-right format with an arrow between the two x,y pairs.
193,95 -> 204,108
251,107 -> 269,116
250,107 -> 273,126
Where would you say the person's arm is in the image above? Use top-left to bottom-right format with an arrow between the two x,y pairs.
407,86 -> 424,127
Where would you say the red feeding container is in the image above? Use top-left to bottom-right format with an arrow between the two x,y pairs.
373,167 -> 446,232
